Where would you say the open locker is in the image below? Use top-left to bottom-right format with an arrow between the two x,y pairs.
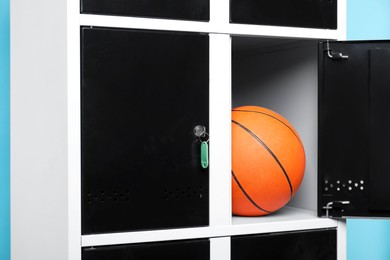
232,37 -> 320,214
233,37 -> 390,220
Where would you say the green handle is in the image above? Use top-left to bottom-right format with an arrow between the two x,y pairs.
201,141 -> 209,169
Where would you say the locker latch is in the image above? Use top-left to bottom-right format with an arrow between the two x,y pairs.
325,41 -> 349,60
323,201 -> 350,218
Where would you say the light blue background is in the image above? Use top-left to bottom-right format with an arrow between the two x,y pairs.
347,0 -> 390,260
347,0 -> 390,40
1,1 -> 390,260
0,0 -> 10,258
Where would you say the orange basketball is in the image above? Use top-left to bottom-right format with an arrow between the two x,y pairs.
232,106 -> 305,216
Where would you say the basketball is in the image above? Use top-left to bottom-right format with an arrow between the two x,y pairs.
232,106 -> 305,216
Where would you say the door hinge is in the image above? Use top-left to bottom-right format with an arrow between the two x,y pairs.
325,41 -> 349,60
323,201 -> 350,218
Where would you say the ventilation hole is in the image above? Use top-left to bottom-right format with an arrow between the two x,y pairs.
162,186 -> 206,200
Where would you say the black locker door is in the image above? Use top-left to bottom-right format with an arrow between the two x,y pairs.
318,40 -> 390,218
80,0 -> 209,22
82,239 -> 210,260
230,0 -> 337,29
231,229 -> 337,260
81,27 -> 209,234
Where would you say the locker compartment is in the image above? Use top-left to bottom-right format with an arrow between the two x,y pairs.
318,40 -> 390,218
81,0 -> 209,22
232,37 -> 320,214
230,0 -> 337,29
82,239 -> 210,260
231,229 -> 337,260
81,27 -> 209,234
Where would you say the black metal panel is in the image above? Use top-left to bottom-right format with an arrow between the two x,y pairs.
318,40 -> 390,218
368,49 -> 390,211
81,0 -> 209,22
230,0 -> 337,29
82,239 -> 210,260
231,229 -> 337,260
81,27 -> 209,234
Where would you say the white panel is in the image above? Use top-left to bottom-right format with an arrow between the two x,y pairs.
337,220 -> 347,260
10,0 -> 68,258
209,34 -> 232,227
337,0 -> 347,40
67,0 -> 82,259
79,14 -> 343,40
82,207 -> 338,247
210,0 -> 229,25
210,237 -> 230,260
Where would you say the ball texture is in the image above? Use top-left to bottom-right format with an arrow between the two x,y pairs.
232,106 -> 305,216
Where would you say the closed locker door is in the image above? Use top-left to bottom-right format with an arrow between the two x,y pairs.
82,239 -> 210,260
230,0 -> 337,29
81,27 -> 209,234
231,229 -> 337,260
80,0 -> 209,21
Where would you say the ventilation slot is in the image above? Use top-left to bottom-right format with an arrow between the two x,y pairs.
86,190 -> 131,204
163,186 -> 205,200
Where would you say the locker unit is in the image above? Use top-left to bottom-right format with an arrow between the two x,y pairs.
16,0 -> 390,260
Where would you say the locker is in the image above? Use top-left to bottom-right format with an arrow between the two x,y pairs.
81,0 -> 209,22
82,239 -> 210,260
231,229 -> 337,260
81,27 -> 209,234
230,0 -> 337,29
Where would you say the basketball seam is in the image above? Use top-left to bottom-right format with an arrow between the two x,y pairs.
232,170 -> 271,214
232,120 -> 294,197
232,109 -> 304,149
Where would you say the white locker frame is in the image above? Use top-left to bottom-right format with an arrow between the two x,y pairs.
11,0 -> 347,259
